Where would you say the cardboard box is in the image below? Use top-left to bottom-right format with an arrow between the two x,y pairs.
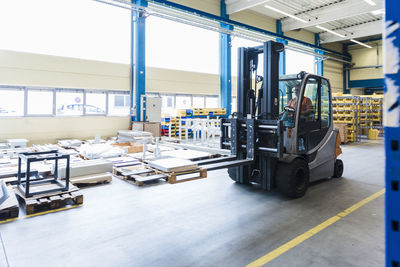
334,123 -> 348,144
144,122 -> 161,137
131,122 -> 161,137
112,142 -> 143,153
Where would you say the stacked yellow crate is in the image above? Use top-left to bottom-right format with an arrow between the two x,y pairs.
332,95 -> 358,143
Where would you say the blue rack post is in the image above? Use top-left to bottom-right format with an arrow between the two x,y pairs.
315,34 -> 324,76
385,0 -> 400,265
131,0 -> 148,122
220,0 -> 233,116
276,20 -> 287,76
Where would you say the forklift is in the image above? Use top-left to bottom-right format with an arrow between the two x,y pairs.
202,41 -> 343,198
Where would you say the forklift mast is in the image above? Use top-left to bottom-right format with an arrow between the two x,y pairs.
237,41 -> 284,120
220,40 -> 285,190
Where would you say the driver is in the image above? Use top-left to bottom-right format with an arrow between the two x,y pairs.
288,84 -> 313,117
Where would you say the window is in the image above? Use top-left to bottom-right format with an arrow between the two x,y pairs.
232,96 -> 237,113
301,78 -> 319,121
56,91 -> 84,116
176,95 -> 191,109
0,89 -> 24,116
0,0 -> 131,64
108,93 -> 130,116
86,92 -> 106,115
193,96 -> 205,108
161,95 -> 175,115
321,79 -> 331,128
27,90 -> 53,115
146,16 -> 219,74
286,50 -> 315,75
205,96 -> 219,108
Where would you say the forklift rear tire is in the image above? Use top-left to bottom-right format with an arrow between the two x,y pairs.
276,159 -> 309,198
333,159 -> 344,178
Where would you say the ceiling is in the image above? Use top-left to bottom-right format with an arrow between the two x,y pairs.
225,0 -> 383,44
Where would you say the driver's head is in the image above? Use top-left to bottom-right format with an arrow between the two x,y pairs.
295,84 -> 301,96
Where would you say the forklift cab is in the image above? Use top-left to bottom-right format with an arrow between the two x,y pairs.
279,72 -> 332,156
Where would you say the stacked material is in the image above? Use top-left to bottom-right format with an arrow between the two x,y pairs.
79,144 -> 124,159
57,139 -> 83,148
32,144 -> 79,156
53,159 -> 113,184
161,149 -> 211,161
105,157 -> 142,168
117,130 -> 152,143
148,158 -> 198,173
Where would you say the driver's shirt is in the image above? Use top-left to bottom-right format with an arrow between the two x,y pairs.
288,96 -> 313,113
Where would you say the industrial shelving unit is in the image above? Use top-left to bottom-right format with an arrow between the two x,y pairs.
332,95 -> 359,143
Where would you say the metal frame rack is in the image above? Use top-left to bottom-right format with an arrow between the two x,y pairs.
332,95 -> 359,142
17,150 -> 70,198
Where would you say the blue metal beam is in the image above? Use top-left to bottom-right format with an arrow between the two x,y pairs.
349,78 -> 384,88
276,20 -> 287,76
220,0 -> 232,115
131,0 -> 148,122
384,0 -> 400,264
315,34 -> 324,76
147,0 -> 350,61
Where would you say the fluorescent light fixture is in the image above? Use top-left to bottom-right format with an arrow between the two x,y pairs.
264,5 -> 308,23
370,9 -> 384,16
363,0 -> 376,6
350,39 -> 373,48
316,25 -> 345,38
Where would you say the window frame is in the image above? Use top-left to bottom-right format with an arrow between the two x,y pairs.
26,88 -> 55,117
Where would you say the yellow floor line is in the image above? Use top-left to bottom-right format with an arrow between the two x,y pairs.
0,204 -> 82,224
346,141 -> 383,148
246,189 -> 385,267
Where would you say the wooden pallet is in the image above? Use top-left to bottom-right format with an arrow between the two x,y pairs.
114,165 -> 168,186
156,167 -> 207,184
14,182 -> 83,215
0,185 -> 19,220
70,172 -> 112,186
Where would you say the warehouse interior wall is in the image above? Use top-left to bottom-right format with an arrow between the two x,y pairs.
348,40 -> 383,80
0,0 -> 327,144
322,42 -> 344,93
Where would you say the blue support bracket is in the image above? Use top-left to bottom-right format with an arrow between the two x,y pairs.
384,0 -> 400,265
220,0 -> 233,115
131,0 -> 148,122
276,20 -> 287,76
315,34 -> 324,76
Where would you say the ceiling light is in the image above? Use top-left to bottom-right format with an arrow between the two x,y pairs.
370,9 -> 384,16
264,5 -> 308,23
350,39 -> 373,48
363,0 -> 376,6
316,25 -> 345,38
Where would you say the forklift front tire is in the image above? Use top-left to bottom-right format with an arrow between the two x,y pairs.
333,159 -> 344,178
276,159 -> 309,198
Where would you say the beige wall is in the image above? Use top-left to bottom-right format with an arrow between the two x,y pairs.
349,40 -> 383,80
322,43 -> 344,93
0,50 -> 221,144
0,117 -> 130,145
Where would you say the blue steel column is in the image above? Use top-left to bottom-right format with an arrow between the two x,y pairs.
315,34 -> 324,76
220,0 -> 233,115
131,0 -> 147,122
276,20 -> 286,76
384,0 -> 400,265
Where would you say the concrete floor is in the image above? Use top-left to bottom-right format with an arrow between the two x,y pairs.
0,141 -> 385,267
